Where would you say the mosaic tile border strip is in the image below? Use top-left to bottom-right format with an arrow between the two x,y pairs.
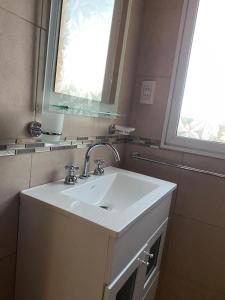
0,135 -> 126,157
126,136 -> 160,148
0,135 -> 160,157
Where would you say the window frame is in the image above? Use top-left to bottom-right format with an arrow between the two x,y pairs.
161,0 -> 225,159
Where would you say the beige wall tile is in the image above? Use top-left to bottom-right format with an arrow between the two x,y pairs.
0,199 -> 19,259
0,155 -> 31,258
0,0 -> 42,26
144,145 -> 183,164
93,117 -> 126,137
183,153 -> 225,174
0,8 -> 39,139
62,116 -> 96,139
175,171 -> 225,228
135,0 -> 183,78
156,271 -> 225,300
164,216 -> 225,294
41,0 -> 51,30
129,77 -> 171,140
63,115 -> 127,140
127,0 -> 184,141
0,254 -> 16,300
30,149 -> 78,187
148,0 -> 185,12
124,144 -> 182,184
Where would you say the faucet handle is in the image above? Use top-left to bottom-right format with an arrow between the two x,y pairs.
94,159 -> 104,166
94,160 -> 105,176
65,165 -> 79,173
65,165 -> 79,185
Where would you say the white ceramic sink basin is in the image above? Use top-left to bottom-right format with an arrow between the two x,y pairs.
21,167 -> 176,236
63,173 -> 159,212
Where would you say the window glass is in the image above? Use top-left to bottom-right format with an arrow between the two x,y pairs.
177,0 -> 225,143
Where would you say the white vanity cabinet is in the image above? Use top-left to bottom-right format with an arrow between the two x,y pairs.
15,193 -> 172,300
104,220 -> 167,300
103,195 -> 170,300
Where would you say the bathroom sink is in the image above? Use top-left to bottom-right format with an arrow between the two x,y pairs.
21,167 -> 176,236
63,173 -> 159,212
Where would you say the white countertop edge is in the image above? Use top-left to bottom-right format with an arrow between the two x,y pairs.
21,167 -> 177,237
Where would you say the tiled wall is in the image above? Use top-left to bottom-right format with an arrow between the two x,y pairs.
127,0 -> 183,140
124,0 -> 225,299
0,1 -> 143,299
2,0 -> 225,299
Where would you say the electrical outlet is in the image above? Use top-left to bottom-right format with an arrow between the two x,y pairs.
140,81 -> 156,104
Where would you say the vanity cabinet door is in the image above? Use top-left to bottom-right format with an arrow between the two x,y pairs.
142,273 -> 159,300
114,268 -> 138,300
138,220 -> 168,298
104,220 -> 168,300
103,244 -> 148,300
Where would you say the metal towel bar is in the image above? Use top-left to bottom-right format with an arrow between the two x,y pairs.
131,152 -> 225,179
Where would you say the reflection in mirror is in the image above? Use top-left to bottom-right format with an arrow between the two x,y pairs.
54,0 -> 128,105
55,0 -> 115,102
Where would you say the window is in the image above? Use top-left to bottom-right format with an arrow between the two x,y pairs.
162,0 -> 225,158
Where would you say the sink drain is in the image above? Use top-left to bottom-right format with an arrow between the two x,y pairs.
99,205 -> 111,211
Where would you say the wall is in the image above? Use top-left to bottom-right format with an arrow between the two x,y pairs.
3,0 -> 225,299
124,0 -> 225,299
0,1 -> 142,299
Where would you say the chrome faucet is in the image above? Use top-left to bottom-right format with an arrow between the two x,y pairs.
64,165 -> 79,185
80,142 -> 120,178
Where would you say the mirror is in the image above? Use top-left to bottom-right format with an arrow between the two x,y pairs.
55,0 -> 125,104
43,0 -> 131,117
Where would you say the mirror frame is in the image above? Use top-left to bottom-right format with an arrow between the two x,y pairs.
42,0 -> 133,118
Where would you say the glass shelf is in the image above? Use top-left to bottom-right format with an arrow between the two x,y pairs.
48,104 -> 125,118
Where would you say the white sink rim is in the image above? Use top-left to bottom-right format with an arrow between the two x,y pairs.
62,172 -> 160,213
21,167 -> 177,237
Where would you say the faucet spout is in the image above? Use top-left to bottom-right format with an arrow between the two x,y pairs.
80,142 -> 120,178
105,143 -> 120,162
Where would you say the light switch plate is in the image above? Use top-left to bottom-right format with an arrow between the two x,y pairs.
140,81 -> 156,104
